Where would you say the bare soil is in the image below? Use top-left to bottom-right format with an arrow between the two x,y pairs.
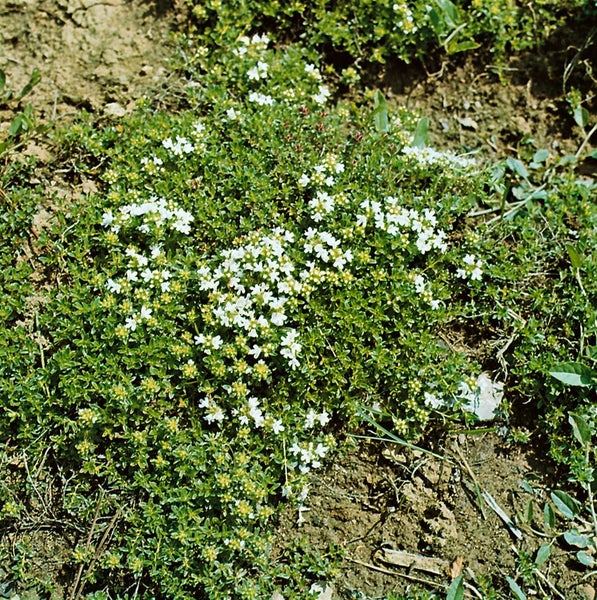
0,1 -> 595,598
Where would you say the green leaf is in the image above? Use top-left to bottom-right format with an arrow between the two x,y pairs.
8,114 -> 24,137
533,149 -> 550,164
412,117 -> 429,148
543,502 -> 555,530
589,148 -> 597,159
0,69 -> 5,93
549,362 -> 594,387
577,551 -> 595,567
524,499 -> 534,524
506,576 -> 527,600
574,105 -> 589,128
373,90 -> 389,133
17,67 -> 41,100
505,157 -> 529,179
447,40 -> 480,55
569,413 -> 592,446
534,543 -> 552,567
566,243 -> 583,269
563,530 -> 589,548
436,0 -> 459,27
550,490 -> 580,519
446,574 -> 464,600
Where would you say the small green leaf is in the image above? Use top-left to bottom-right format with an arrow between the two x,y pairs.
0,69 -> 5,93
447,40 -> 480,54
535,543 -> 552,567
549,362 -> 594,387
8,114 -> 24,137
589,148 -> 597,159
550,490 -> 580,519
446,574 -> 464,600
17,67 -> 41,100
566,244 -> 583,269
533,149 -> 549,163
412,117 -> 429,148
524,499 -> 534,524
563,530 -> 589,548
506,157 -> 529,179
577,551 -> 596,567
574,105 -> 589,128
569,413 -> 592,446
373,90 -> 389,133
506,576 -> 527,600
543,502 -> 555,530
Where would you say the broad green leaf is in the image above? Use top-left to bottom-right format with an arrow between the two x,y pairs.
8,114 -> 24,137
569,413 -> 592,446
563,530 -> 589,548
506,157 -> 529,179
524,499 -> 534,524
412,117 -> 429,148
446,574 -> 464,600
17,67 -> 41,100
533,149 -> 549,163
549,362 -> 594,387
574,105 -> 589,128
428,8 -> 442,35
447,40 -> 480,55
566,243 -> 583,269
543,502 -> 555,530
577,551 -> 595,567
550,490 -> 580,519
534,543 -> 552,567
506,576 -> 527,600
373,90 -> 389,133
436,0 -> 459,27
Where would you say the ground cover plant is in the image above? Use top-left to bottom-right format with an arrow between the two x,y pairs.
182,0 -> 596,64
0,1 -> 596,599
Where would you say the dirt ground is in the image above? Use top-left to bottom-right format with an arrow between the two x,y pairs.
1,1 -> 595,598
277,434 -> 596,598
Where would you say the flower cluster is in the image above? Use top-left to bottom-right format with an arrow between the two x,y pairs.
102,198 -> 193,332
402,145 -> 476,169
102,196 -> 194,236
356,197 -> 448,254
456,253 -> 483,280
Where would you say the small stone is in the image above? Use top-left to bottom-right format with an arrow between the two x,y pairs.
104,102 -> 126,117
577,584 -> 595,600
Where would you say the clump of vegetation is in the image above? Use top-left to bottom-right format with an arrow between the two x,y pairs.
182,0 -> 594,64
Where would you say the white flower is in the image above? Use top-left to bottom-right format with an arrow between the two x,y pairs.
102,211 -> 114,227
304,63 -> 322,80
270,311 -> 287,326
298,173 -> 310,187
304,409 -> 317,429
313,85 -> 330,105
139,305 -> 152,320
247,60 -> 269,80
272,419 -> 285,434
106,278 -> 121,294
124,316 -> 137,331
248,92 -> 274,106
317,411 -> 330,426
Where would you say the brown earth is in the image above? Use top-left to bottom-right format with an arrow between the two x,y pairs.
0,1 -> 595,598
